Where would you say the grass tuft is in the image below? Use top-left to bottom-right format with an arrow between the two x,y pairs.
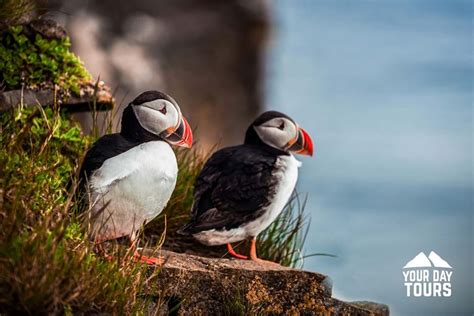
0,106 -> 160,314
257,192 -> 311,267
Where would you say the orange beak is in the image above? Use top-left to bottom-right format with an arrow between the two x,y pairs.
288,127 -> 314,156
166,116 -> 193,148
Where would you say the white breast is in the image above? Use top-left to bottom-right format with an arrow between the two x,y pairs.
240,154 -> 300,236
193,154 -> 300,245
88,141 -> 177,241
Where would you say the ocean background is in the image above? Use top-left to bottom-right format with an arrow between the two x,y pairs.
267,1 -> 472,315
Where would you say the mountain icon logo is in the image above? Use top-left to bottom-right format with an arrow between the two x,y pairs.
403,251 -> 452,269
402,251 -> 453,297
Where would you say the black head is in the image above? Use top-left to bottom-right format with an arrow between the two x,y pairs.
244,111 -> 314,156
120,91 -> 193,148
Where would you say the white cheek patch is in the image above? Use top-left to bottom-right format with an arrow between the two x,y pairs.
254,117 -> 297,150
133,106 -> 167,135
283,119 -> 298,143
132,99 -> 180,136
163,102 -> 180,133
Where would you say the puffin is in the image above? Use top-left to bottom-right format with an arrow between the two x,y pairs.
80,90 -> 193,264
179,111 -> 313,263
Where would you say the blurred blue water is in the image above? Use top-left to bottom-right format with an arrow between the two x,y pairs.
267,1 -> 472,315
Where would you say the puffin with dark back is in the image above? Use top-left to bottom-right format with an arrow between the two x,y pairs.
179,111 -> 313,263
80,90 -> 193,264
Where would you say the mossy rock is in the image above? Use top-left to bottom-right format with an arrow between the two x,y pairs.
0,19 -> 114,112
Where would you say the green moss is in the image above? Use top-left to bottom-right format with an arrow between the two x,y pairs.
0,25 -> 92,95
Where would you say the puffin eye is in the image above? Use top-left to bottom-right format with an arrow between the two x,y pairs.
278,122 -> 285,130
159,106 -> 167,115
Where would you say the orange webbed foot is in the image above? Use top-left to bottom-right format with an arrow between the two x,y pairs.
227,243 -> 248,260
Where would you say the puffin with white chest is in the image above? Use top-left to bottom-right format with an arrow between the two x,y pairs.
80,90 -> 192,264
179,111 -> 313,263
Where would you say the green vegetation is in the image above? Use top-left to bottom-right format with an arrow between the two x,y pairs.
0,106 -> 159,314
0,25 -> 92,95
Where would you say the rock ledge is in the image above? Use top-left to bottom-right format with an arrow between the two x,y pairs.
153,250 -> 389,315
0,82 -> 114,113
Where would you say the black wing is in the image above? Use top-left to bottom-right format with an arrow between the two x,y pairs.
79,133 -> 139,184
182,145 -> 278,233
